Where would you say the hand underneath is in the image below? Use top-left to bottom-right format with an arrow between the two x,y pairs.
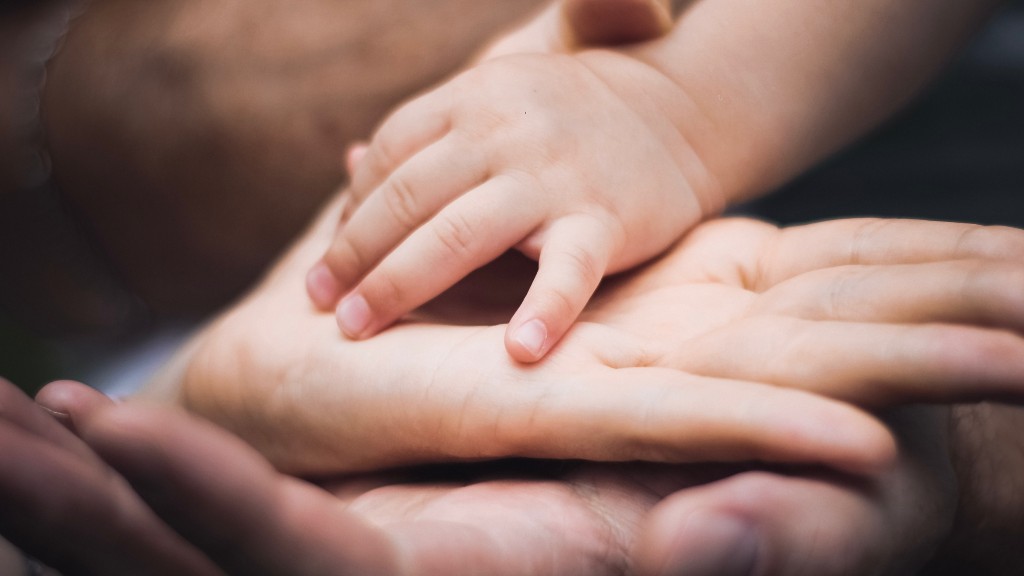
161,203 -> 894,477
163,203 -> 1024,478
306,47 -> 714,362
0,379 -> 222,576
13,380 -> 990,576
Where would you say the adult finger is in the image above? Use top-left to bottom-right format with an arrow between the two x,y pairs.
79,404 -> 403,576
430,365 -> 896,475
0,419 -> 220,576
634,472 -> 892,576
309,133 -> 490,309
562,0 -> 673,46
336,176 -> 539,339
505,214 -> 614,362
755,260 -> 1024,332
754,219 -> 1024,290
671,316 -> 1024,406
0,378 -> 99,464
634,409 -> 953,576
35,379 -> 117,435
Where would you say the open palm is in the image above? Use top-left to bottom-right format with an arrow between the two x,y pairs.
162,206 -> 1024,477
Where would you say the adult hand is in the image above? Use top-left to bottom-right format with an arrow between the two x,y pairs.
17,213 -> 1024,575
0,378 -> 222,575
152,202 -> 903,476
153,203 -> 1024,477
34,0 -> 547,323
27,381 -> 1019,576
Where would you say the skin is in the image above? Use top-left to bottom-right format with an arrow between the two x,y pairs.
4,1 -> 1019,569
4,213 -> 1024,574
148,201 -> 903,476
0,379 -> 954,576
307,0 -> 1001,365
33,0 -> 548,321
148,200 -> 1024,478
3,0 -> 674,333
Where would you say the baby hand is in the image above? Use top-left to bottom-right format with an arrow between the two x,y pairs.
307,51 -> 717,362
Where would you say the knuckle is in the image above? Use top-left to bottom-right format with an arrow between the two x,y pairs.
823,266 -> 866,319
530,243 -> 606,323
382,172 -> 421,230
370,132 -> 403,175
430,211 -> 479,259
364,267 -> 408,313
958,224 -> 1024,260
560,242 -> 604,291
541,286 -> 579,327
324,233 -> 370,282
848,218 -> 890,264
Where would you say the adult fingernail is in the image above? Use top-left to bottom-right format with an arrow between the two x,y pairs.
306,263 -> 341,309
337,293 -> 372,338
513,319 -> 548,358
660,513 -> 758,576
39,405 -> 75,432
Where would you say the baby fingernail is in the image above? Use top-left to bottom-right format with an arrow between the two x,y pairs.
513,319 -> 548,358
306,263 -> 341,309
337,293 -> 372,338
346,143 -> 369,173
660,513 -> 758,576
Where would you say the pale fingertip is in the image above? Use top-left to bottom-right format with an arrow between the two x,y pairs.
336,293 -> 374,339
306,262 -> 342,310
509,318 -> 549,362
827,416 -> 900,476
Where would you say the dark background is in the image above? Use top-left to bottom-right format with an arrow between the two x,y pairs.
746,1 -> 1024,226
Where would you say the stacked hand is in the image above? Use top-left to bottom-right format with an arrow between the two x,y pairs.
305,0 -> 700,363
6,213 -> 1024,574
182,201 -> 1024,477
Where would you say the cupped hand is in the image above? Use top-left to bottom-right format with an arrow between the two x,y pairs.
0,378 -> 222,576
154,204 -> 1024,478
24,379 -> 963,576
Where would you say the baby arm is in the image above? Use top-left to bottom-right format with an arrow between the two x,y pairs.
308,0 -> 999,364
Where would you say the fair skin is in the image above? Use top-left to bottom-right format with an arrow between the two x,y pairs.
0,381 -> 970,576
5,212 -> 1024,575
5,2 -> 1020,573
307,0 -> 1001,363
13,0 -> 549,324
14,0 -> 658,326
5,3 -> 1021,572
147,198 -> 1024,477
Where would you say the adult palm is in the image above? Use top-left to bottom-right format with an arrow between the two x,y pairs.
11,378 -> 950,576
10,212 -> 1024,574
154,204 -> 1024,477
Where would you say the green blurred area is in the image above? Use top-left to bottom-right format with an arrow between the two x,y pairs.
0,311 -> 64,396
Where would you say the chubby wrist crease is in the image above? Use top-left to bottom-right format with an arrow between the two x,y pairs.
572,49 -> 728,217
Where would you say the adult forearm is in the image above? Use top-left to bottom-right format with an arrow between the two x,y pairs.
621,0 -> 1002,204
39,0 -> 545,322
